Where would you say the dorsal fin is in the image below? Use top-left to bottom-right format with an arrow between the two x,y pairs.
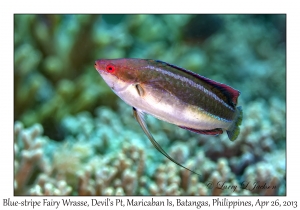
154,60 -> 240,106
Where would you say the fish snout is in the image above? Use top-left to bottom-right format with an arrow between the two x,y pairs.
94,60 -> 104,72
94,61 -> 99,70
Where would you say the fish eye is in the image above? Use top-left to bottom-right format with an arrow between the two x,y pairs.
106,64 -> 115,73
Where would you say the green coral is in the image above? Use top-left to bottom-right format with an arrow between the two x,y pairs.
14,15 -> 286,195
14,98 -> 285,195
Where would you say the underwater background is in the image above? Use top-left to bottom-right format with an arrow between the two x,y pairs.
14,14 -> 286,195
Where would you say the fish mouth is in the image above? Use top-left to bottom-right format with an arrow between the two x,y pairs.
94,62 -> 103,72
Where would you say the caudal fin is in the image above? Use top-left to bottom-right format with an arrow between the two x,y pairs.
226,106 -> 243,141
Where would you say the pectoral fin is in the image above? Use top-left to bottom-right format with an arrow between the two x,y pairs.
135,84 -> 145,97
133,107 -> 201,176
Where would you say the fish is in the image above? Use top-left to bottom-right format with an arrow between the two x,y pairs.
94,58 -> 243,175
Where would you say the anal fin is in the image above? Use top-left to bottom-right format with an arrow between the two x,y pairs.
179,126 -> 223,136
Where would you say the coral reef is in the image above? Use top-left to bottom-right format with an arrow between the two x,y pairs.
14,99 -> 285,195
14,15 -> 286,195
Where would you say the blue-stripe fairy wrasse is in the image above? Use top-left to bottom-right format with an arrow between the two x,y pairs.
94,58 -> 243,175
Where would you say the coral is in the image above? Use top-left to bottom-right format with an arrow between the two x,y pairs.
29,174 -> 72,196
14,122 -> 49,195
14,99 -> 285,195
14,15 -> 286,196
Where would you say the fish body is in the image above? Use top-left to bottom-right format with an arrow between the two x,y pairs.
94,58 -> 243,175
94,58 -> 242,141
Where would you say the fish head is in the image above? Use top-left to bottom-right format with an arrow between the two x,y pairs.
94,59 -> 139,92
